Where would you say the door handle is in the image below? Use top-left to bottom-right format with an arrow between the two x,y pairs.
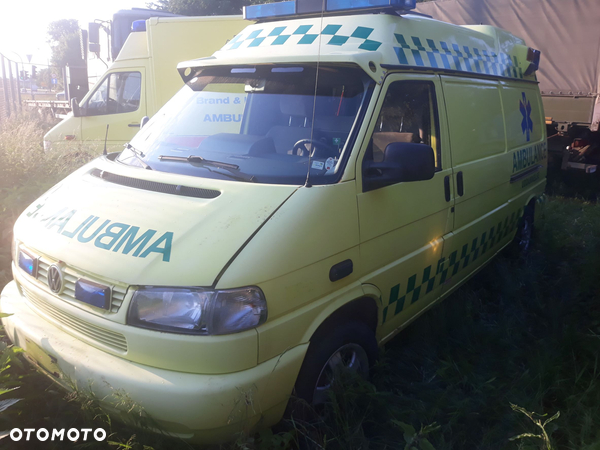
128,123 -> 140,128
457,171 -> 464,196
444,175 -> 451,202
329,259 -> 353,282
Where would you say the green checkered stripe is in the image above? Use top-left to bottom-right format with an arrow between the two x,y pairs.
382,210 -> 521,324
393,34 -> 523,79
224,24 -> 382,51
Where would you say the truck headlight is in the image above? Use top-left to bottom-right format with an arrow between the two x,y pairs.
128,287 -> 267,335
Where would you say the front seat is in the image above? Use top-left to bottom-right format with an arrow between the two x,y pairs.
267,96 -> 314,154
371,132 -> 420,161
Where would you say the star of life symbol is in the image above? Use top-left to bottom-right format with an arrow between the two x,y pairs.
520,92 -> 533,142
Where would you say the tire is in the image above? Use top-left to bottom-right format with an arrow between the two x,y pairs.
294,320 -> 378,406
514,205 -> 534,255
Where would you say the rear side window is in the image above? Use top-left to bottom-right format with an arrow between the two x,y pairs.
500,84 -> 544,150
84,72 -> 141,116
365,81 -> 441,170
441,77 -> 505,165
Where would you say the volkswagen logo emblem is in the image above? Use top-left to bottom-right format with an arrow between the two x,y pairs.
47,265 -> 64,294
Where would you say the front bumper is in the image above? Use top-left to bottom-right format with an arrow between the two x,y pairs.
0,280 -> 307,444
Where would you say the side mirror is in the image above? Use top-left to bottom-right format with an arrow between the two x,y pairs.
71,98 -> 81,117
140,116 -> 150,128
363,142 -> 435,191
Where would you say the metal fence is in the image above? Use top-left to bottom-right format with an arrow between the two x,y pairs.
0,54 -> 22,123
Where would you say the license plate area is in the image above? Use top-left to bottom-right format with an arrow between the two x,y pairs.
24,338 -> 62,380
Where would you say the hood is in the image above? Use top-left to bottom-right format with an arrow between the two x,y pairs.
14,155 -> 297,287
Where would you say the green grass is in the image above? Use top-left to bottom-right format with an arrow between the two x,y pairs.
1,113 -> 600,449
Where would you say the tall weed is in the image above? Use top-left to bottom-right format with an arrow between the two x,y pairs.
0,111 -> 98,288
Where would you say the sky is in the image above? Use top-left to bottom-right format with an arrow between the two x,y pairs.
0,0 -> 150,67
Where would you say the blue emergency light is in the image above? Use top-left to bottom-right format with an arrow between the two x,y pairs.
75,279 -> 112,310
132,20 -> 147,32
18,250 -> 38,278
244,0 -> 417,20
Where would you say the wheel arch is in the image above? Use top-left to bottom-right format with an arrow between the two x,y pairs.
525,195 -> 537,213
524,193 -> 546,226
301,288 -> 381,345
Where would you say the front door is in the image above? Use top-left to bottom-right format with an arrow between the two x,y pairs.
80,69 -> 146,148
356,74 -> 455,340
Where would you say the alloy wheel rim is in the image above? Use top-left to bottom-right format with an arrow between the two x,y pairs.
312,343 -> 369,405
519,218 -> 532,252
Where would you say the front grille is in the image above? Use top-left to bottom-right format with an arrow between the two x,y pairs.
90,168 -> 221,199
35,258 -> 126,313
22,285 -> 128,353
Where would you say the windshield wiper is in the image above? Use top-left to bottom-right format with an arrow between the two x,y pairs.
158,155 -> 255,182
124,144 -> 153,170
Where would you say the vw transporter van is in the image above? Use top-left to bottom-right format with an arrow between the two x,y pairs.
2,0 -> 547,443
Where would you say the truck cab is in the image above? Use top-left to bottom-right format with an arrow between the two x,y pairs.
43,16 -> 247,152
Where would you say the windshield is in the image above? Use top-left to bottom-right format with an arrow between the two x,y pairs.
118,64 -> 373,185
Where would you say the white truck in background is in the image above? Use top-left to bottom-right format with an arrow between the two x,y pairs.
44,15 -> 247,151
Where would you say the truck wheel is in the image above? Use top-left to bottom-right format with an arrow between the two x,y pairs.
294,320 -> 378,406
515,206 -> 534,254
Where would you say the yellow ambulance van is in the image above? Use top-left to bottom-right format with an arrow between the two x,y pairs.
2,0 -> 547,443
43,15 -> 247,152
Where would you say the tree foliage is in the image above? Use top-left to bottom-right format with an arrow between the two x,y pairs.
36,67 -> 63,90
47,19 -> 83,68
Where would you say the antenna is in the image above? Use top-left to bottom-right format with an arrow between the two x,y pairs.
103,124 -> 109,156
304,0 -> 326,189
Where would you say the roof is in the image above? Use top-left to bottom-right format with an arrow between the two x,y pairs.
179,12 -> 536,83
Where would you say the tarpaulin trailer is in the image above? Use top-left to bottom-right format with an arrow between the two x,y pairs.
416,0 -> 600,172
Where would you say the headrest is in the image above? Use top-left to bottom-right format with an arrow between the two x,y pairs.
372,132 -> 420,152
280,95 -> 312,117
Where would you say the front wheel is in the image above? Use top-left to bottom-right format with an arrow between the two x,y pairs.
514,205 -> 534,255
294,320 -> 378,406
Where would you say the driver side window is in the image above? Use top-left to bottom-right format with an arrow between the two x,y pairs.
365,81 -> 441,169
84,72 -> 141,116
85,77 -> 109,115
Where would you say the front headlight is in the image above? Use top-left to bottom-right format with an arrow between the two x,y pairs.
128,286 -> 267,335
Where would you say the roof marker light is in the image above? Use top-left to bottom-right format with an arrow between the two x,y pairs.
231,68 -> 257,73
524,47 -> 541,76
243,0 -> 417,21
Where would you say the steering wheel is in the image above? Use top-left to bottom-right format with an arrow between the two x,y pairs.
106,97 -> 119,113
292,139 -> 336,158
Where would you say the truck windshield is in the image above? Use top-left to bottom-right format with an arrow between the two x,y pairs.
118,64 -> 373,185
